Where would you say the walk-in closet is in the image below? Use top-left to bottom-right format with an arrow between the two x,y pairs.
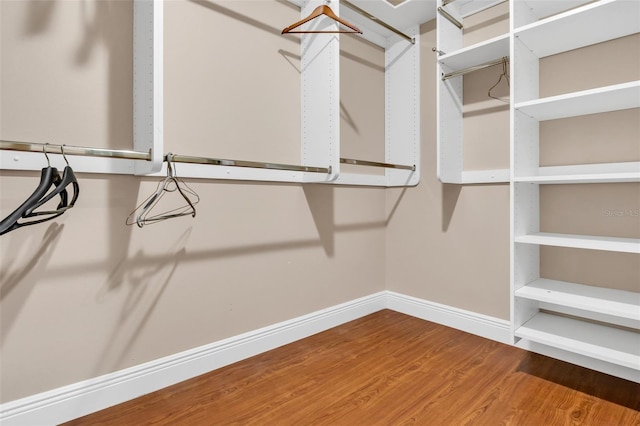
1,0 -> 638,424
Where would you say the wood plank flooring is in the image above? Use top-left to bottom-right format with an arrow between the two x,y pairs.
64,310 -> 640,425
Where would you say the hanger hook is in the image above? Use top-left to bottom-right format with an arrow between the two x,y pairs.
43,143 -> 51,166
61,144 -> 70,166
166,153 -> 175,177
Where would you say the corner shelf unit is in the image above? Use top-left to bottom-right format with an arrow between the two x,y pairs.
436,0 -> 511,184
511,0 -> 640,382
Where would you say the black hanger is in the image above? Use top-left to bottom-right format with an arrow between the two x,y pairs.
126,153 -> 199,228
0,144 -> 70,236
23,145 -> 79,217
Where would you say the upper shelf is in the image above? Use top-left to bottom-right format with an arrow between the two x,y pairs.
443,0 -> 506,19
515,81 -> 640,121
514,0 -> 640,58
516,0 -> 595,22
438,33 -> 509,72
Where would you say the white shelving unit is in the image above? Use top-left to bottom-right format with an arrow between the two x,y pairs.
436,0 -> 511,184
1,0 -> 435,187
303,0 -> 432,187
511,0 -> 640,382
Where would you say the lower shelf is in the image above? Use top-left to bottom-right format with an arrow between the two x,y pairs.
515,232 -> 640,254
515,312 -> 640,371
515,279 -> 640,322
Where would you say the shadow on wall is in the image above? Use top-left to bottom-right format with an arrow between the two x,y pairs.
20,0 -> 139,288
93,228 -> 191,373
23,0 -> 57,34
0,223 -> 64,340
442,184 -> 461,232
189,0 -> 297,39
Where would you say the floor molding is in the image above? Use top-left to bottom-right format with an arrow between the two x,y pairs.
386,291 -> 512,344
0,291 -> 510,425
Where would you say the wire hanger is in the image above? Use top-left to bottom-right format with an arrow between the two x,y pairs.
282,4 -> 362,34
0,143 -> 71,235
126,153 -> 200,228
488,57 -> 510,103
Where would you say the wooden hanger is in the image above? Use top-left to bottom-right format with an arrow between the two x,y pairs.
282,5 -> 362,34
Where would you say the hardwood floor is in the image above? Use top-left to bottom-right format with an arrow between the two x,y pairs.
64,310 -> 640,425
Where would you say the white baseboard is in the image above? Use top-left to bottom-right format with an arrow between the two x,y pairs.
0,291 -> 510,425
386,291 -> 512,344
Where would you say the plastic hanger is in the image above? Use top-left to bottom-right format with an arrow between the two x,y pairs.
282,5 -> 362,34
24,145 -> 79,217
126,153 -> 200,228
488,57 -> 510,103
0,144 -> 70,236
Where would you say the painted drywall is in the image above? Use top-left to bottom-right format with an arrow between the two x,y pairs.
385,9 -> 511,320
0,0 -> 386,403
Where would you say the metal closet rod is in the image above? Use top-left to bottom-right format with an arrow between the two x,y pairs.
341,157 -> 415,171
442,56 -> 508,80
439,0 -> 509,25
0,140 -> 151,160
0,140 -> 416,173
167,153 -> 330,173
341,0 -> 415,44
0,140 -> 330,174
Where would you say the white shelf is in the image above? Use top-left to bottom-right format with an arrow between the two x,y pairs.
515,232 -> 640,254
514,0 -> 640,58
515,81 -> 640,121
519,0 -> 596,22
515,312 -> 640,370
516,279 -> 640,322
438,34 -> 509,72
444,0 -> 507,19
514,162 -> 640,184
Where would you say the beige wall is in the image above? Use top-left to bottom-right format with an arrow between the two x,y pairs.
0,1 -> 386,403
385,8 -> 511,319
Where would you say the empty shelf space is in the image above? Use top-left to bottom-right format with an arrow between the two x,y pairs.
516,279 -> 640,322
514,162 -> 640,184
515,81 -> 640,121
516,312 -> 640,370
438,34 -> 509,72
515,233 -> 640,254
514,0 -> 640,58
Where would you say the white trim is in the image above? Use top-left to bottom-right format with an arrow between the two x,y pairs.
386,291 -> 512,344
0,292 -> 510,425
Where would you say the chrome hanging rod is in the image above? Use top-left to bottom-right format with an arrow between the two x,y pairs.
340,157 -> 415,171
437,7 -> 463,29
0,140 -> 331,174
0,140 -> 151,160
168,153 -> 330,174
442,56 -> 508,80
341,0 -> 415,44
